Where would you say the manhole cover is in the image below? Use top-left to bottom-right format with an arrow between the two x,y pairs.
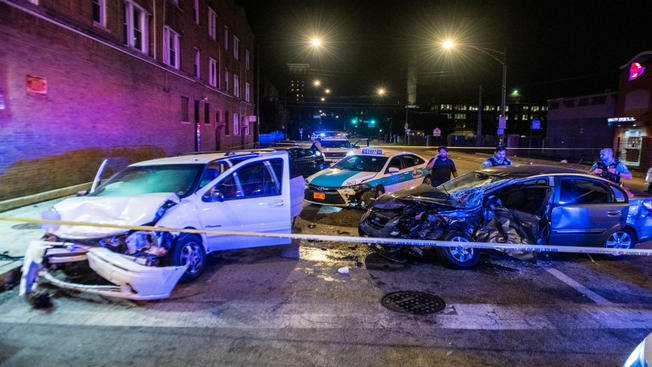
381,291 -> 446,315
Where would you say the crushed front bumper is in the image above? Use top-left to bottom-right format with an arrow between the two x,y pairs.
20,241 -> 187,300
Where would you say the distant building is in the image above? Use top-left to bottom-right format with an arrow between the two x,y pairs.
0,0 -> 255,200
546,93 -> 617,162
286,63 -> 309,104
613,51 -> 652,170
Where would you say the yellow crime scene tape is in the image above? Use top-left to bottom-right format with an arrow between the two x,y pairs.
1,216 -> 651,257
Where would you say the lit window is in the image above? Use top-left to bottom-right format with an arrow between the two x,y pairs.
163,26 -> 180,69
245,82 -> 250,102
522,114 -> 528,120
208,8 -> 217,40
245,49 -> 250,70
233,35 -> 239,60
193,48 -> 200,78
209,58 -> 217,87
193,0 -> 199,24
505,106 -> 509,112
234,74 -> 240,97
124,1 -> 148,54
224,26 -> 229,50
532,106 -> 539,112
93,0 -> 106,26
523,106 -> 530,111
233,113 -> 239,135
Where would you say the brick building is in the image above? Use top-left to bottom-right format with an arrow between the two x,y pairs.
0,0 -> 255,200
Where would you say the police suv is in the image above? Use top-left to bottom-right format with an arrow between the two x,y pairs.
304,149 -> 430,207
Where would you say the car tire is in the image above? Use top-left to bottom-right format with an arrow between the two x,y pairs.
172,234 -> 206,282
648,184 -> 652,195
436,232 -> 482,269
423,175 -> 431,185
603,227 -> 635,258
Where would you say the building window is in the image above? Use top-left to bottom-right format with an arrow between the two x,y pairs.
224,70 -> 229,92
215,110 -> 221,125
234,74 -> 240,97
124,1 -> 148,54
454,113 -> 466,120
93,0 -> 106,26
204,103 -> 210,124
522,114 -> 528,120
194,100 -> 200,123
243,118 -> 249,135
523,106 -> 530,111
224,26 -> 229,50
209,58 -> 217,87
193,0 -> 199,24
532,106 -> 539,112
245,49 -> 250,70
233,35 -> 239,60
181,96 -> 189,122
208,7 -> 217,40
233,113 -> 239,135
193,48 -> 200,78
163,26 -> 180,69
245,82 -> 250,102
224,111 -> 230,135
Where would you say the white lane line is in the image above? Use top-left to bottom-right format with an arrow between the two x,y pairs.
545,268 -> 613,306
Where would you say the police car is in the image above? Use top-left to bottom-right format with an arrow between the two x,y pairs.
319,137 -> 357,162
304,149 -> 430,207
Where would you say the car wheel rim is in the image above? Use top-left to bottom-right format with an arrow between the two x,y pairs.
605,231 -> 632,250
180,241 -> 204,274
448,236 -> 473,262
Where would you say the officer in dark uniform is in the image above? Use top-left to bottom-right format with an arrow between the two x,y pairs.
590,148 -> 632,184
426,146 -> 458,187
481,146 -> 512,168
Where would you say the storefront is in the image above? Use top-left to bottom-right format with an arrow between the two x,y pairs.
613,51 -> 652,170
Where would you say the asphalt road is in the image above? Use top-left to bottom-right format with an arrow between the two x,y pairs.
0,149 -> 650,366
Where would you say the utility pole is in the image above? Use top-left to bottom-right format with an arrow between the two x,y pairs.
254,41 -> 260,148
477,85 -> 482,145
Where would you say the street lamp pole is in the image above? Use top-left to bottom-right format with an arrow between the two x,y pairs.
468,45 -> 507,143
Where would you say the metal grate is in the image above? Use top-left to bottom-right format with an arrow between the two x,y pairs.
381,291 -> 446,315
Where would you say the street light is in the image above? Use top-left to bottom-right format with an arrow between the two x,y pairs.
377,88 -> 386,96
325,88 -> 331,94
320,97 -> 325,101
442,39 -> 507,142
311,37 -> 321,48
313,80 -> 321,87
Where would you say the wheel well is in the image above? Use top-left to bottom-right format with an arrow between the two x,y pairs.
176,229 -> 206,251
624,225 -> 638,244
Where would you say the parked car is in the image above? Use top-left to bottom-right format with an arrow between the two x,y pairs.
21,151 -> 304,300
319,138 -> 358,162
305,149 -> 430,207
359,165 -> 652,268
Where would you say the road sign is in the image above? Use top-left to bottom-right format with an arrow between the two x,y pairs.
433,128 -> 441,137
531,120 -> 541,130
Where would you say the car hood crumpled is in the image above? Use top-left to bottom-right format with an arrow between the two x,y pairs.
373,184 -> 455,209
47,193 -> 180,239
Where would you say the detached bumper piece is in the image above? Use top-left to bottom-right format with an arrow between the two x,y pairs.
20,241 -> 187,301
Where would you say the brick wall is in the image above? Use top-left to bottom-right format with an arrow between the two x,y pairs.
0,1 -> 254,200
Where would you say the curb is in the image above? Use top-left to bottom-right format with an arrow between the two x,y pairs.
0,182 -> 91,213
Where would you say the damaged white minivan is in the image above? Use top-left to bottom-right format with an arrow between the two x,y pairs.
20,151 -> 304,300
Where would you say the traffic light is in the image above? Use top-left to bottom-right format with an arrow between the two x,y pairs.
370,119 -> 376,127
351,118 -> 358,125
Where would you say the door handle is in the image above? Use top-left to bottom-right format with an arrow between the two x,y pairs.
607,210 -> 622,216
269,201 -> 285,207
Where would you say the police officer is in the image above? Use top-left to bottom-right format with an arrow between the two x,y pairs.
590,148 -> 632,184
426,146 -> 458,187
481,146 -> 513,168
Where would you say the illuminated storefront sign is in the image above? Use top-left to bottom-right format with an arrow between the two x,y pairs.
629,62 -> 646,80
607,117 -> 636,123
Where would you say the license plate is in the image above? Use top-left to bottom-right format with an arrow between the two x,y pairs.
313,192 -> 326,200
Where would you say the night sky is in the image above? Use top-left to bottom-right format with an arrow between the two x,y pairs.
236,0 -> 652,104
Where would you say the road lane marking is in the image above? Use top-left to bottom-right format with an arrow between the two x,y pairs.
545,268 -> 613,305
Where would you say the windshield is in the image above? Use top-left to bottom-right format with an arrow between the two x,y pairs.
91,164 -> 204,197
438,171 -> 503,194
321,140 -> 351,148
333,155 -> 388,172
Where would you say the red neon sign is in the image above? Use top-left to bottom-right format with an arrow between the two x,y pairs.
629,62 -> 646,81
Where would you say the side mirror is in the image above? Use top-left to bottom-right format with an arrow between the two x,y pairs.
388,167 -> 400,173
203,189 -> 224,202
76,190 -> 89,196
